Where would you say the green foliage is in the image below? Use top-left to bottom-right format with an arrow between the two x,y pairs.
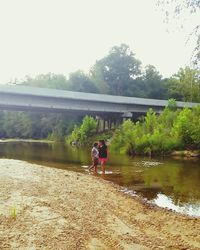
90,63 -> 109,94
14,44 -> 200,102
190,106 -> 200,147
90,44 -> 142,96
68,70 -> 99,93
111,119 -> 135,154
172,106 -> 200,149
10,206 -> 17,219
142,65 -> 168,99
111,105 -> 200,155
172,108 -> 193,147
167,98 -> 177,111
2,112 -> 33,138
167,67 -> 200,102
0,111 -> 80,141
67,116 -> 97,145
22,73 -> 69,90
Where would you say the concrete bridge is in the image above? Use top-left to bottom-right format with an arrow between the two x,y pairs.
0,85 -> 198,118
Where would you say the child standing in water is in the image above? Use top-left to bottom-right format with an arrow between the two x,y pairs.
98,140 -> 108,174
89,142 -> 99,173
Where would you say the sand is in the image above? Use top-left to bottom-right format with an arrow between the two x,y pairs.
0,159 -> 200,250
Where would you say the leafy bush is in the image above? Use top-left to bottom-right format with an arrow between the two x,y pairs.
111,119 -> 135,154
111,104 -> 200,155
172,106 -> 200,149
167,98 -> 177,111
67,116 -> 97,145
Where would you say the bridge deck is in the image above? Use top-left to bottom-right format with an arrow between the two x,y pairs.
0,85 -> 198,116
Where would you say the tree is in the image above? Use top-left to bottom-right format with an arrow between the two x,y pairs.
90,44 -> 141,96
2,112 -> 33,138
22,73 -> 69,90
68,70 -> 99,93
90,63 -> 109,94
142,65 -> 168,99
167,67 -> 200,102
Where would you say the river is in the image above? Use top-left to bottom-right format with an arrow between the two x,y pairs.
0,141 -> 200,217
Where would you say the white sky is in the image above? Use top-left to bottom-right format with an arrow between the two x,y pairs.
0,0 -> 199,83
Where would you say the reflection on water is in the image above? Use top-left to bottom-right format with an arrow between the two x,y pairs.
154,194 -> 200,217
0,141 -> 200,217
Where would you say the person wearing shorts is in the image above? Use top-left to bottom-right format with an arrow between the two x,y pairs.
98,140 -> 108,174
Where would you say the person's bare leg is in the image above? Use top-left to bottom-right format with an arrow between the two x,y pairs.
101,163 -> 105,174
94,165 -> 98,174
89,164 -> 94,171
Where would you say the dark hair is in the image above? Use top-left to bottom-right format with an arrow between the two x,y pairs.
93,142 -> 98,147
99,139 -> 105,146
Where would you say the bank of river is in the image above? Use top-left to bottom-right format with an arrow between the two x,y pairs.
1,159 -> 200,249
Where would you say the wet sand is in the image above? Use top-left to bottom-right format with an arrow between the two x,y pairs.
0,159 -> 200,250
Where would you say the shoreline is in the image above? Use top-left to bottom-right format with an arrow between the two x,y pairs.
171,150 -> 200,158
0,159 -> 200,249
108,180 -> 200,219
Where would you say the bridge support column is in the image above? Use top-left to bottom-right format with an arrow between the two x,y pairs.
121,112 -> 133,119
96,116 -> 118,133
95,113 -> 133,132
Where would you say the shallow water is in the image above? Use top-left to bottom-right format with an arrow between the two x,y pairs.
0,141 -> 200,217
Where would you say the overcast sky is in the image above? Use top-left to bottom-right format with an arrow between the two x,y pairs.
0,0 -> 199,83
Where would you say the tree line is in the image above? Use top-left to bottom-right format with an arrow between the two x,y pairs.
0,112 -> 80,141
19,44 -> 200,102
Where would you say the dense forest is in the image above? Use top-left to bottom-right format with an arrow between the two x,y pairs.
0,44 -> 200,142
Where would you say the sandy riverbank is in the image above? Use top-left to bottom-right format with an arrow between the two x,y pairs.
0,159 -> 200,250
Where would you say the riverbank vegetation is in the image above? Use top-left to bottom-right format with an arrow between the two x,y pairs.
66,116 -> 97,145
66,116 -> 112,145
111,105 -> 200,156
65,100 -> 200,156
0,111 -> 81,141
